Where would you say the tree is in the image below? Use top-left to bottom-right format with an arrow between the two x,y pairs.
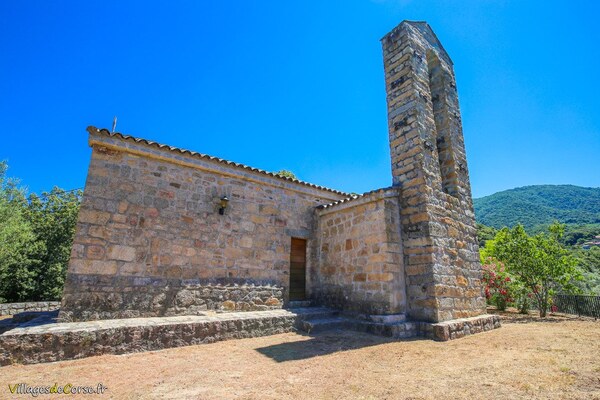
276,170 -> 297,180
482,223 -> 583,317
476,223 -> 498,248
561,224 -> 600,246
25,187 -> 82,300
571,247 -> 600,294
0,161 -> 82,302
0,161 -> 38,302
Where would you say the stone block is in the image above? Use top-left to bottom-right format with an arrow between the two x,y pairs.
78,209 -> 111,225
107,245 -> 136,262
86,245 -> 105,260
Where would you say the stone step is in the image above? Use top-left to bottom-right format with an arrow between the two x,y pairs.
299,316 -> 351,334
288,300 -> 312,308
369,313 -> 406,324
348,320 -> 418,339
289,306 -> 339,321
293,308 -> 414,337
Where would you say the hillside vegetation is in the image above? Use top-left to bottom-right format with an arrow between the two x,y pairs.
473,185 -> 600,230
474,184 -> 600,295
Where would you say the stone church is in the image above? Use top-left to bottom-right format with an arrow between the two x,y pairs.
59,21 -> 497,337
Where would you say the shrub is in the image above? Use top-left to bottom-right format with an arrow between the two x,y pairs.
482,258 -> 513,311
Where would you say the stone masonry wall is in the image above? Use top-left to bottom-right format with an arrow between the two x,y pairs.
312,188 -> 406,315
0,302 -> 60,316
60,128 -> 345,321
382,21 -> 486,322
1,310 -> 299,366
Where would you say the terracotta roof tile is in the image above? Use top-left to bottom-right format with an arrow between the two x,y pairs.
88,126 -> 351,196
316,187 -> 398,210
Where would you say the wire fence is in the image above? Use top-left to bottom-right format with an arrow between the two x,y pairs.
553,294 -> 600,319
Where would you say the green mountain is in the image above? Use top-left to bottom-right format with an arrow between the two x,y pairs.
473,185 -> 600,230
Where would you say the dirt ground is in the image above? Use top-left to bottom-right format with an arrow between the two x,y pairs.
1,310 -> 599,400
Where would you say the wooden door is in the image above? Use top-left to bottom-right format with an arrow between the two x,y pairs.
289,238 -> 307,301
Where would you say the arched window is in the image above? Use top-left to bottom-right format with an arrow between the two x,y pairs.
426,51 -> 458,197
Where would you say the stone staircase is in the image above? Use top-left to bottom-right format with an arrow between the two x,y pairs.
350,315 -> 418,339
288,302 -> 418,339
288,301 -> 349,334
295,308 -> 351,334
288,300 -> 312,308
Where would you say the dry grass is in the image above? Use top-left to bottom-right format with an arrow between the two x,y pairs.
1,311 -> 599,399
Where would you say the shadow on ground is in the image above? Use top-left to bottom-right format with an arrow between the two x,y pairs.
0,310 -> 58,334
255,330 -> 423,362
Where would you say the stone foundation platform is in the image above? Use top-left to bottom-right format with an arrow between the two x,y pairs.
297,312 -> 501,341
0,309 -> 501,366
419,314 -> 501,341
0,309 -> 301,366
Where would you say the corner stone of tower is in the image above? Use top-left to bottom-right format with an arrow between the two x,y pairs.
381,20 -> 453,66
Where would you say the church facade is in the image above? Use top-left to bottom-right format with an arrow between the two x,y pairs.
60,21 -> 490,331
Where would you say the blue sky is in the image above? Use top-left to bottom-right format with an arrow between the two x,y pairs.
1,0 -> 598,198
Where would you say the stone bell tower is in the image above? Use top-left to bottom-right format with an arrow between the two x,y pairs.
382,21 -> 486,322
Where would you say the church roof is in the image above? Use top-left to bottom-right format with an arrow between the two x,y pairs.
316,187 -> 400,211
87,126 -> 351,197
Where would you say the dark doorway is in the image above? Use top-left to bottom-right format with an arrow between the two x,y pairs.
289,238 -> 307,301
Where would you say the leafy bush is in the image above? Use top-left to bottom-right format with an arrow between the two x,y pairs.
275,170 -> 297,180
482,258 -> 513,311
